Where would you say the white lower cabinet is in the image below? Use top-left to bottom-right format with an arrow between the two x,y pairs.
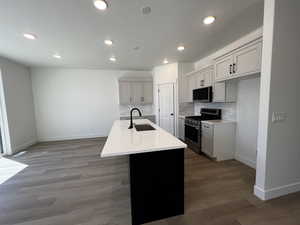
201,121 -> 236,161
178,117 -> 185,140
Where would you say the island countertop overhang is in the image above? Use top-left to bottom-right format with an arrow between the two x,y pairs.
101,119 -> 187,158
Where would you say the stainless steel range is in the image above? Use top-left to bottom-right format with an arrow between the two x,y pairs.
185,108 -> 222,154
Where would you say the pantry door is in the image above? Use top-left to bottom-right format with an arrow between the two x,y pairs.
158,83 -> 175,135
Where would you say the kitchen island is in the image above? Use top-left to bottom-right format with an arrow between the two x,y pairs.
101,119 -> 187,225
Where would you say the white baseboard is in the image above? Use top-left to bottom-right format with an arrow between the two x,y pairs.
235,153 -> 256,169
13,139 -> 37,154
254,181 -> 300,200
38,133 -> 105,142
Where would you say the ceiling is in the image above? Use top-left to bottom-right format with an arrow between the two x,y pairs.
0,0 -> 264,70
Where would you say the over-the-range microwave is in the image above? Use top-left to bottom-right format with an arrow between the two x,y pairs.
193,86 -> 213,102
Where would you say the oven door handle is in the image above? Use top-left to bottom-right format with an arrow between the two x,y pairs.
185,124 -> 200,130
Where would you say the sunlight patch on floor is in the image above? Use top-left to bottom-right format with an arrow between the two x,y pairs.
0,157 -> 28,185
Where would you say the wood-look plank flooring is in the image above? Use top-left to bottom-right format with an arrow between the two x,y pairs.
1,138 -> 300,225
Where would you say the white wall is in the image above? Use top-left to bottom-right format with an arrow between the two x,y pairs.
235,76 -> 260,168
31,68 -> 139,141
255,0 -> 300,200
0,57 -> 37,155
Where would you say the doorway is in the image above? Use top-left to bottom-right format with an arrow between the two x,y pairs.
0,69 -> 11,156
158,83 -> 175,135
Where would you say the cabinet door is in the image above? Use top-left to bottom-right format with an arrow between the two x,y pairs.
202,123 -> 214,158
187,75 -> 196,102
178,118 -> 185,140
195,71 -> 204,89
119,81 -> 132,104
215,54 -> 234,81
143,82 -> 153,104
213,82 -> 226,103
233,41 -> 262,77
204,68 -> 213,87
132,82 -> 143,104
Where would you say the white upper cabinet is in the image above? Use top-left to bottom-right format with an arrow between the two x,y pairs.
118,80 -> 153,105
204,67 -> 213,87
195,71 -> 205,89
178,63 -> 194,103
232,41 -> 262,78
214,39 -> 262,82
187,74 -> 196,102
132,82 -> 144,104
119,81 -> 132,104
143,82 -> 153,104
215,54 -> 234,82
184,65 -> 214,102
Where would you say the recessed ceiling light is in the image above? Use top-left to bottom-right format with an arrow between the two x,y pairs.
163,59 -> 169,64
53,54 -> 62,59
203,16 -> 216,25
94,0 -> 108,10
177,45 -> 185,52
109,56 -> 116,62
104,39 -> 113,46
23,33 -> 37,40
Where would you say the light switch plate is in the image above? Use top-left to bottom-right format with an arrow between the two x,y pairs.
272,112 -> 287,123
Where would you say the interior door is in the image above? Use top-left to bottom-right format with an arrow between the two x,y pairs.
158,83 -> 175,135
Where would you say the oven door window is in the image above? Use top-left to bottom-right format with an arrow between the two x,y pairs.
185,125 -> 199,143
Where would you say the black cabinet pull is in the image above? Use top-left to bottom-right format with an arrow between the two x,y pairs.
229,64 -> 232,74
233,63 -> 236,73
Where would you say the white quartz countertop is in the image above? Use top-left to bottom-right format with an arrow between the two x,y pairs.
120,114 -> 155,117
101,119 -> 187,158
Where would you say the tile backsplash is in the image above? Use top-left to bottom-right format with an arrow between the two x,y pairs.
119,104 -> 154,116
194,102 -> 237,121
179,103 -> 194,116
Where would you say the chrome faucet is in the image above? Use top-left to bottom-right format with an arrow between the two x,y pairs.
129,108 -> 142,129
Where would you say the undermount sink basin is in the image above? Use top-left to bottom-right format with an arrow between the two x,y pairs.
134,124 -> 156,131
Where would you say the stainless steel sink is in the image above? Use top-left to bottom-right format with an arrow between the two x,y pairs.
134,124 -> 156,131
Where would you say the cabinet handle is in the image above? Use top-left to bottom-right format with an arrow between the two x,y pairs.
141,97 -> 144,102
130,97 -> 132,103
233,63 -> 236,73
230,64 -> 232,74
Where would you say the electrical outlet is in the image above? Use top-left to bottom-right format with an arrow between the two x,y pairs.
272,112 -> 287,123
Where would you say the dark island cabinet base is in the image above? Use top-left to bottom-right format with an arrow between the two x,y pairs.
129,148 -> 184,225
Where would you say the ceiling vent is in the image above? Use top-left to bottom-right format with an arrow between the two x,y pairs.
141,6 -> 151,15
